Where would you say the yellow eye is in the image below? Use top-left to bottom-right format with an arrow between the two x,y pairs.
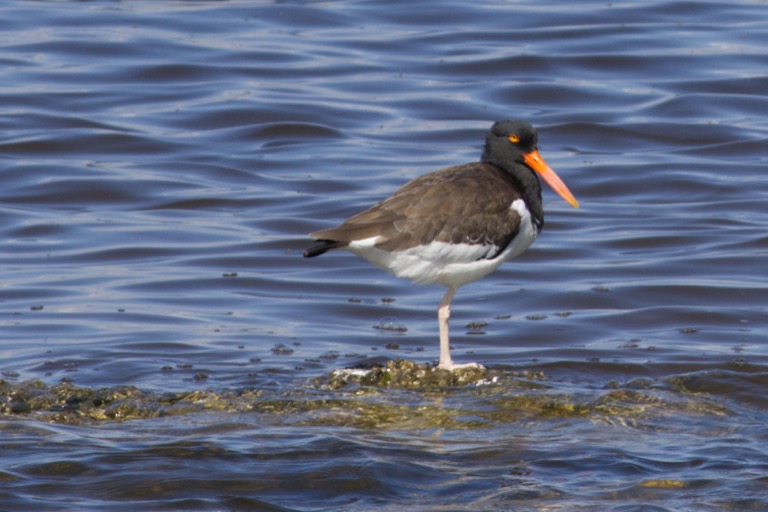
508,134 -> 520,143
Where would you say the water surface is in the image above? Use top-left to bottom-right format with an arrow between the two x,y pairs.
1,1 -> 767,510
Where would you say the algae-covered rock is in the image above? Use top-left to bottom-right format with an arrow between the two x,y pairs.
317,359 -> 498,390
0,379 -> 259,423
0,363 -> 727,430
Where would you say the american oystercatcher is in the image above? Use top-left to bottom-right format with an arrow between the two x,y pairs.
304,120 -> 578,370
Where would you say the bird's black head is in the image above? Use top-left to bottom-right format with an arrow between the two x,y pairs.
482,120 -> 539,165
482,119 -> 580,209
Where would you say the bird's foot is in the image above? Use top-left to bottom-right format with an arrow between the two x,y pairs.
437,361 -> 486,372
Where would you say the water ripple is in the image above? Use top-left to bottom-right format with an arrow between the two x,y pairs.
1,0 -> 767,510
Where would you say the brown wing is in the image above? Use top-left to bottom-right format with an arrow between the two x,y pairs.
310,163 -> 524,257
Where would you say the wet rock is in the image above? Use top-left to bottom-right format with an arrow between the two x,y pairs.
317,359 -> 495,390
271,344 -> 294,356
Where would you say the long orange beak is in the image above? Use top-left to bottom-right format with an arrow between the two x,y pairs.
523,149 -> 579,208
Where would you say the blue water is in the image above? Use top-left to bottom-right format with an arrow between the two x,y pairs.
1,1 -> 767,510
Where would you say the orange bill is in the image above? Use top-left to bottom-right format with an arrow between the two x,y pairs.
523,149 -> 579,208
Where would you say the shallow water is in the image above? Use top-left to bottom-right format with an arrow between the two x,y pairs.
1,0 -> 767,510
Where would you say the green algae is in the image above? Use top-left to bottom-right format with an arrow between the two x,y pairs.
316,359 -> 500,390
313,358 -> 552,392
0,379 -> 267,423
0,359 -> 731,428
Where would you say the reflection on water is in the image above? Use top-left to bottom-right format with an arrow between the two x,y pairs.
1,0 -> 767,510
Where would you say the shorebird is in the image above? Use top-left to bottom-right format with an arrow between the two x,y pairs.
304,120 -> 578,370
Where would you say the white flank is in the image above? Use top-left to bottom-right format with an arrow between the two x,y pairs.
345,199 -> 538,288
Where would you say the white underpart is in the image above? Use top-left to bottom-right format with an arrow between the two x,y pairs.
346,199 -> 538,288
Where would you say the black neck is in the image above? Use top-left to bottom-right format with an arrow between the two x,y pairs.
482,149 -> 544,231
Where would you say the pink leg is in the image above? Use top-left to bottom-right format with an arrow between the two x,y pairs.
437,287 -> 483,371
437,286 -> 456,369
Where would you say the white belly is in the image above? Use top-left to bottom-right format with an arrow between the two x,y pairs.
346,199 -> 538,288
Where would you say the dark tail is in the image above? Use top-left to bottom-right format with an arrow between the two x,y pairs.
303,239 -> 346,258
